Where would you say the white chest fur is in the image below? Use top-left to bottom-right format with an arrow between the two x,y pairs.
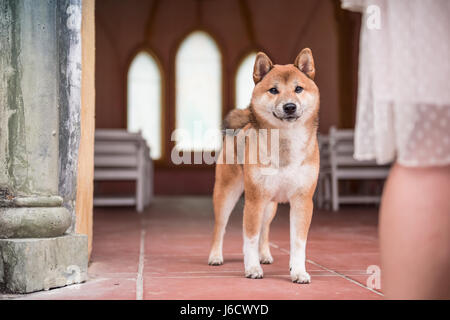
247,127 -> 318,203
250,162 -> 317,203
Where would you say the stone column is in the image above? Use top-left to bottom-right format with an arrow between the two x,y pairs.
0,0 -> 87,294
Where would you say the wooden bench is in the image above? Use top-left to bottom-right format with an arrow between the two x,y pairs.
329,126 -> 391,211
315,133 -> 332,209
93,129 -> 153,212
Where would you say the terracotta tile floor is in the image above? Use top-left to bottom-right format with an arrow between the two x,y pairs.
4,196 -> 384,300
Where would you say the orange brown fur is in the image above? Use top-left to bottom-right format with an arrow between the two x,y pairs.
208,48 -> 320,283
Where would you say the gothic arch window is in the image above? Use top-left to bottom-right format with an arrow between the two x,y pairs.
127,51 -> 162,159
175,31 -> 222,151
235,52 -> 257,109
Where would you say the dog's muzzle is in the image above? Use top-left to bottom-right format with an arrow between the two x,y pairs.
283,103 -> 297,115
272,112 -> 301,121
273,103 -> 301,121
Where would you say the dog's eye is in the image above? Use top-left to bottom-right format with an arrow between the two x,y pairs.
269,88 -> 279,94
295,86 -> 304,93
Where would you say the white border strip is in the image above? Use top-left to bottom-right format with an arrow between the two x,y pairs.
136,221 -> 146,300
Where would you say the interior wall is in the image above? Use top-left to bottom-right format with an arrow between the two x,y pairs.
76,0 -> 96,257
95,0 -> 357,195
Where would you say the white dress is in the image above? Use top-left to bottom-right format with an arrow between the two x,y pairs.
341,0 -> 450,167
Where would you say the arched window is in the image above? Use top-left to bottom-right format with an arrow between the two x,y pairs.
127,51 -> 162,159
236,52 -> 257,109
175,31 -> 222,151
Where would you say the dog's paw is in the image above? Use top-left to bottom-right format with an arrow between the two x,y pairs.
208,255 -> 223,266
290,270 -> 311,284
245,265 -> 264,279
259,253 -> 274,264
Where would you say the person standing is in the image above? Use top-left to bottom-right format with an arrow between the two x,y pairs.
342,0 -> 450,299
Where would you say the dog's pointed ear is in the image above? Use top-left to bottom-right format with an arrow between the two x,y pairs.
253,52 -> 273,84
294,48 -> 315,80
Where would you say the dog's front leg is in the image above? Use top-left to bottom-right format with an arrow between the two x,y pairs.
289,193 -> 314,284
243,198 -> 267,279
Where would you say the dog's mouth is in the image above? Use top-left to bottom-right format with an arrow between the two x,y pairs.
272,112 -> 300,122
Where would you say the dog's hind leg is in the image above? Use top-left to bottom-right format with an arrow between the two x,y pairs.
208,164 -> 244,266
259,201 -> 277,264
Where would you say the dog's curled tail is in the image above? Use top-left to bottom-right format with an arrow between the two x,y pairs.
222,108 -> 251,131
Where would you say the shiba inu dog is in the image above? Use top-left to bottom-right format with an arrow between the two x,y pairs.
208,48 -> 320,283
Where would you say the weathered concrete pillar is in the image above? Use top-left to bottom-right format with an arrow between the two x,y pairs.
0,0 -> 88,293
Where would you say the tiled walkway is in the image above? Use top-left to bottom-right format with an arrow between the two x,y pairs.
5,196 -> 383,300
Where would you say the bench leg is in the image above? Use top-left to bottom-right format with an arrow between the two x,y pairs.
136,147 -> 145,213
331,174 -> 339,212
143,161 -> 149,207
324,176 -> 331,210
316,177 -> 324,209
136,174 -> 144,213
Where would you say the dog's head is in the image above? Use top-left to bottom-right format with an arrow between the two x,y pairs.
250,49 -> 319,128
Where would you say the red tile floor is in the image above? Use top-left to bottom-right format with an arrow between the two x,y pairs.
4,196 -> 384,300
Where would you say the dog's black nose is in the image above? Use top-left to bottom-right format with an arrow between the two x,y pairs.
283,103 -> 297,115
